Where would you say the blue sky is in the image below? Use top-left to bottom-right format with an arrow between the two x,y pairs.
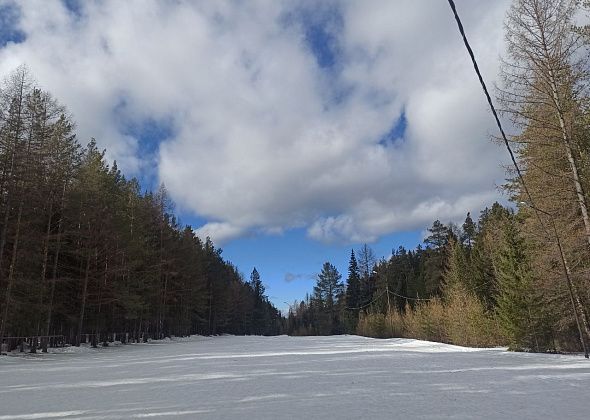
0,0 -> 512,311
221,228 -> 422,308
0,2 -> 24,46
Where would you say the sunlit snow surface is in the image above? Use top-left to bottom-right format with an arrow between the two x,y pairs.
1,335 -> 589,419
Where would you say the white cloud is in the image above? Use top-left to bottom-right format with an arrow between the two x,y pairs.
0,0 -> 512,245
194,222 -> 245,246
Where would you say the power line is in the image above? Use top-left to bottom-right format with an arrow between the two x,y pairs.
386,288 -> 434,302
344,290 -> 387,310
446,0 -> 533,204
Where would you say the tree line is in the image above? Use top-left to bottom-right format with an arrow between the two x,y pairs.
288,0 -> 590,354
287,203 -> 587,352
0,66 -> 282,349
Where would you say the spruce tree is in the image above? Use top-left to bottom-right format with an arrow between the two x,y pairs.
250,267 -> 266,334
250,267 -> 265,300
344,250 -> 361,332
345,250 -> 361,310
443,238 -> 470,293
495,218 -> 550,351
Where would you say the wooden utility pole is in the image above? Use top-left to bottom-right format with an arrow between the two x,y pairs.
385,283 -> 395,338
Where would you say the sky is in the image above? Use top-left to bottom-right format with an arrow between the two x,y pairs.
0,0 -> 513,312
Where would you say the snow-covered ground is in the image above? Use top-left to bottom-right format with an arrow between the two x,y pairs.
0,335 -> 589,419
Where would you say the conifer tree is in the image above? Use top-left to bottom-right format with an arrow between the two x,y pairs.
461,213 -> 477,249
425,220 -> 450,250
443,238 -> 470,293
313,262 -> 344,334
0,67 -> 284,346
421,220 -> 451,296
345,250 -> 361,311
250,267 -> 266,334
468,203 -> 512,309
494,217 -> 550,351
250,267 -> 264,300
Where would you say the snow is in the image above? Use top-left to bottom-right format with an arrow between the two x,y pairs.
0,335 -> 589,419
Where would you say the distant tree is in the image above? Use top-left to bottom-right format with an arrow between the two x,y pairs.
424,220 -> 450,250
345,250 -> 361,310
250,267 -> 265,299
443,237 -> 470,293
468,203 -> 511,309
461,213 -> 477,249
249,267 -> 267,334
422,220 -> 451,296
344,250 -> 361,332
314,262 -> 344,334
357,244 -> 376,306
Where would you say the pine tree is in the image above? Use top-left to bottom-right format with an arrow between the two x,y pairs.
461,212 -> 477,249
424,220 -> 449,250
313,262 -> 344,334
421,220 -> 451,296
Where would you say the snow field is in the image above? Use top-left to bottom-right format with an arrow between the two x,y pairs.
0,335 -> 589,419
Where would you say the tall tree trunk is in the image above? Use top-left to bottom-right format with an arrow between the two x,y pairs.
0,197 -> 24,341
0,87 -> 34,341
0,75 -> 25,299
533,4 -> 590,346
45,181 -> 66,336
77,252 -> 92,346
160,272 -> 168,338
36,199 -> 53,335
555,226 -> 590,357
547,71 -> 590,248
95,254 -> 108,342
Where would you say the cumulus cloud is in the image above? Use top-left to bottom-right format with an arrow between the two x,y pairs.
194,222 -> 245,246
0,0 -> 512,245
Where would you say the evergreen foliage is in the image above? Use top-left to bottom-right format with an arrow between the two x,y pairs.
287,200 -> 583,352
0,68 -> 283,347
313,262 -> 344,334
494,217 -> 550,351
344,250 -> 361,330
345,250 -> 361,310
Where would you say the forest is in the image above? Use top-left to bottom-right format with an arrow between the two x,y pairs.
0,67 -> 283,350
2,0 -> 590,356
287,0 -> 590,355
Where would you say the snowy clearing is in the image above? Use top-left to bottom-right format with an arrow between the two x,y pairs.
0,335 -> 589,419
